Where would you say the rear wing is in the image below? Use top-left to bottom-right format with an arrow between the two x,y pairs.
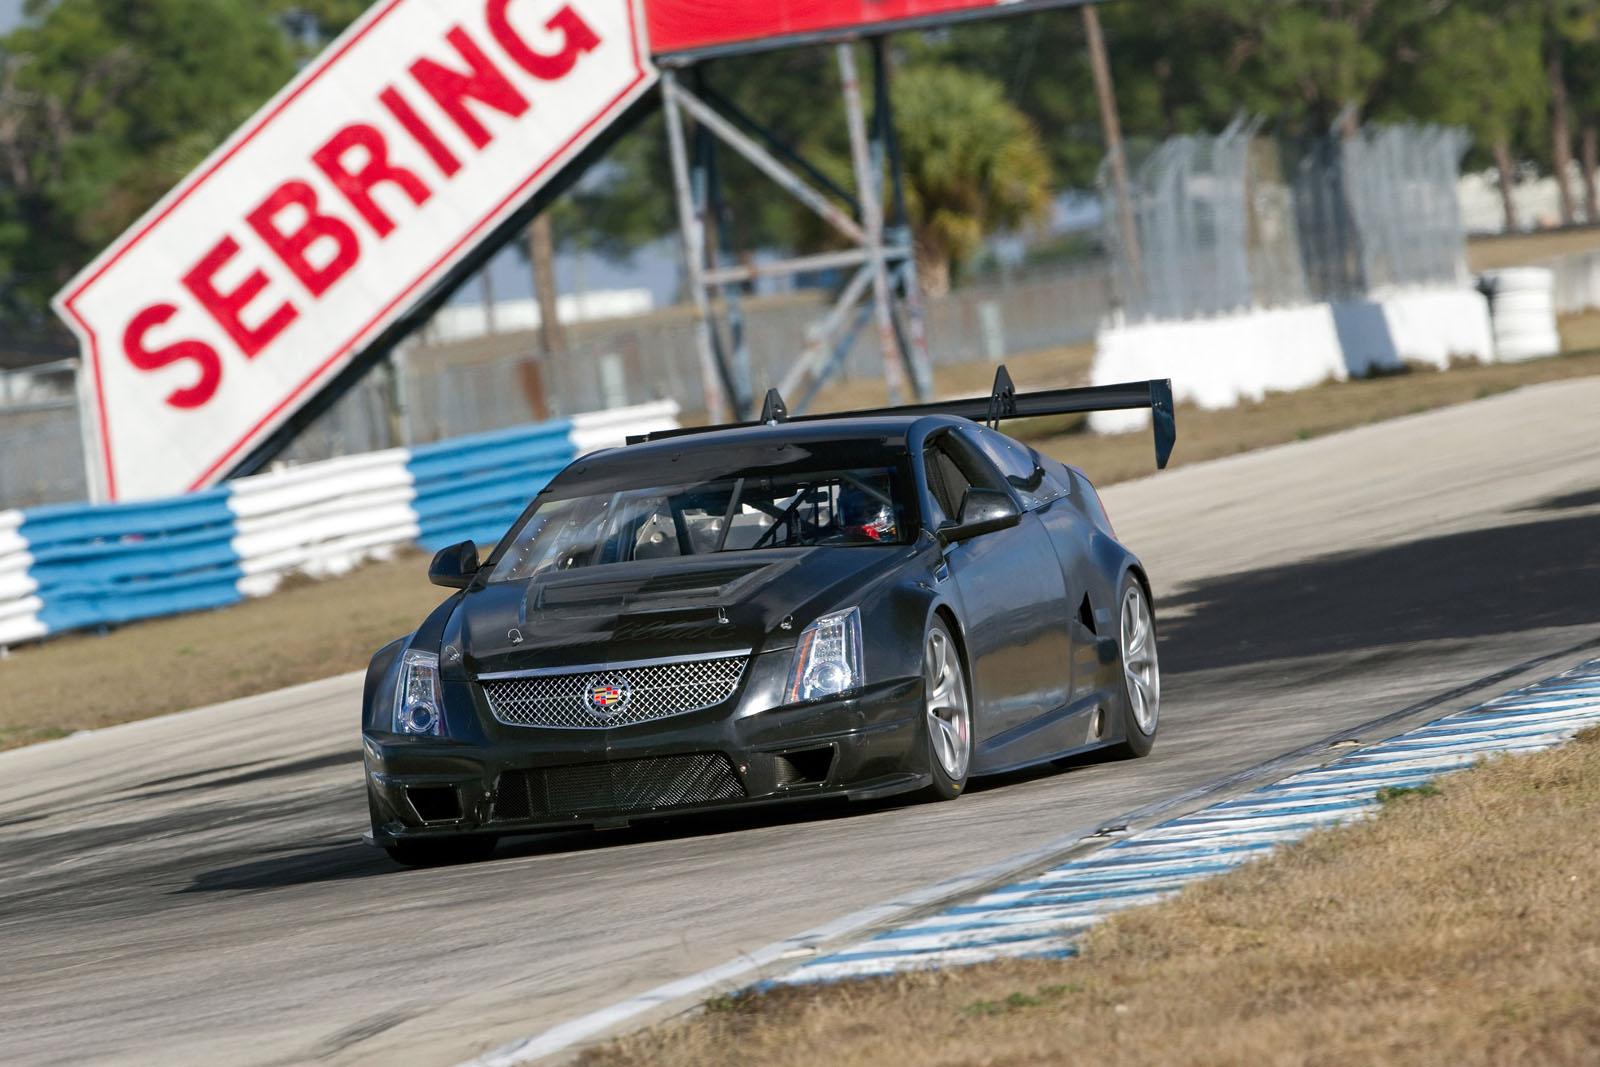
628,366 -> 1177,470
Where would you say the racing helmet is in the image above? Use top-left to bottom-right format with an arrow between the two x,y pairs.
836,482 -> 897,541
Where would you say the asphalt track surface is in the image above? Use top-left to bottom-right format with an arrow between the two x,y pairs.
5,379 -> 1600,1066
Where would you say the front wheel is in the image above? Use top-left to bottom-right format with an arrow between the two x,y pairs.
921,618 -> 974,800
1109,574 -> 1160,758
385,835 -> 498,867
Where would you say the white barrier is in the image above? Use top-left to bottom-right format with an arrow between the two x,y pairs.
1089,286 -> 1495,431
0,401 -> 680,649
229,450 -> 418,597
570,400 -> 682,454
0,509 -> 44,647
1547,248 -> 1600,315
1481,267 -> 1560,362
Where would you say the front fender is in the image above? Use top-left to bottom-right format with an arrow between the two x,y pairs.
363,635 -> 410,733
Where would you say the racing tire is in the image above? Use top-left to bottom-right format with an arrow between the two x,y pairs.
384,835 -> 498,867
920,617 -> 975,801
1108,573 -> 1160,758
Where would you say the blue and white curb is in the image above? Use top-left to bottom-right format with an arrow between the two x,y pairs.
0,402 -> 677,648
771,657 -> 1600,985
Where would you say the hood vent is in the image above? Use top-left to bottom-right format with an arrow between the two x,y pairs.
533,561 -> 783,614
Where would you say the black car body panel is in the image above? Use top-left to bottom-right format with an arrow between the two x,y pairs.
363,382 -> 1168,849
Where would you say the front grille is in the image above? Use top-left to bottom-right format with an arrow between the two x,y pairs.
480,654 -> 747,729
493,753 -> 745,820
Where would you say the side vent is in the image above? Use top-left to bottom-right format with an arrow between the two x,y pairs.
1078,594 -> 1097,634
774,746 -> 834,787
407,786 -> 462,823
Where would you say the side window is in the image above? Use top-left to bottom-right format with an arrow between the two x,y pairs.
923,432 -> 1001,526
923,443 -> 967,527
966,427 -> 1056,509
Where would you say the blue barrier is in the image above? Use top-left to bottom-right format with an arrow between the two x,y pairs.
407,421 -> 575,550
19,488 -> 243,634
0,402 -> 676,647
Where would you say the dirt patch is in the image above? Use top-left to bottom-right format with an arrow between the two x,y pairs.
585,728 -> 1600,1066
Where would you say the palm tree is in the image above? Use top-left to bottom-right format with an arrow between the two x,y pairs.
891,64 -> 1053,294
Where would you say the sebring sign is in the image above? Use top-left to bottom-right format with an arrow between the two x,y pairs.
54,0 -> 654,501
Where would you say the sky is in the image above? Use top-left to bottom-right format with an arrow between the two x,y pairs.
0,0 -> 20,34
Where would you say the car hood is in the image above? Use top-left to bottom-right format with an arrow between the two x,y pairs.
452,546 -> 907,674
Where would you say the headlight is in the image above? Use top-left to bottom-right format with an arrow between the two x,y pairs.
785,607 -> 864,703
393,649 -> 447,736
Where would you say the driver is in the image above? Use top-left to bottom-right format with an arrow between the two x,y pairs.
836,483 -> 897,542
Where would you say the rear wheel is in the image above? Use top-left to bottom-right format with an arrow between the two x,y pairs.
921,618 -> 973,800
384,835 -> 498,867
1109,575 -> 1160,758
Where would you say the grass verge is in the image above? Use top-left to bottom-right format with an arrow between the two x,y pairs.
585,727 -> 1600,1066
4,343 -> 1600,749
0,550 -> 445,749
1466,225 -> 1600,272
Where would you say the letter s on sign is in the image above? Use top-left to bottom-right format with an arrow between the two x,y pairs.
487,2 -> 600,81
123,304 -> 223,410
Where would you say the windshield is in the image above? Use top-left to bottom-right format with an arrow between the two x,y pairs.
489,465 -> 912,582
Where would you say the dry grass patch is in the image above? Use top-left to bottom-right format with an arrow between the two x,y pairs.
0,550 -> 444,749
587,728 -> 1600,1067
1467,226 -> 1600,271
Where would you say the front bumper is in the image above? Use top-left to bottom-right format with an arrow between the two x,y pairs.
363,676 -> 926,845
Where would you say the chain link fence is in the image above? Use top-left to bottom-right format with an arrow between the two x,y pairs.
0,263 -> 1113,508
1102,120 -> 1470,323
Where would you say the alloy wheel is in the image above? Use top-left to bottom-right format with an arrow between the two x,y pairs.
924,627 -> 971,780
1120,583 -> 1160,734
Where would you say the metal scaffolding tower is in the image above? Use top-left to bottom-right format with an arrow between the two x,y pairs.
659,39 -> 936,422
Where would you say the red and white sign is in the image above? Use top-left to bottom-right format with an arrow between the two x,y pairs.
54,0 -> 654,501
643,0 -> 1086,57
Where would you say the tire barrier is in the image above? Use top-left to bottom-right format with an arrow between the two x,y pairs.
1480,266 -> 1561,362
0,401 -> 678,649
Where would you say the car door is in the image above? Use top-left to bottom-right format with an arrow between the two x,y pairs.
923,431 -> 1071,763
964,427 -> 1101,699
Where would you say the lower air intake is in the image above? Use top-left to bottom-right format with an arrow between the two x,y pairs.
493,753 -> 745,821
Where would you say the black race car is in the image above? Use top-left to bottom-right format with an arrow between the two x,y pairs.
362,371 -> 1175,865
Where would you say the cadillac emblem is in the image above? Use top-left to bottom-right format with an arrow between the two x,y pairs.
585,676 -> 632,719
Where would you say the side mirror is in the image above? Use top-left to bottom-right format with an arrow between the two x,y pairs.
428,540 -> 480,589
940,487 -> 1021,544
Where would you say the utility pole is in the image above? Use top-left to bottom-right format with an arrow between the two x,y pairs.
1083,4 -> 1139,273
524,214 -> 565,420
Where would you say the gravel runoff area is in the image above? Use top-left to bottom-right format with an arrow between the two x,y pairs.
5,343 -> 1600,750
585,720 -> 1600,1067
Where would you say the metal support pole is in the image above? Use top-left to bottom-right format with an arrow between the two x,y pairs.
837,42 -> 908,405
672,83 -> 867,245
662,70 -> 732,423
872,36 -> 934,400
779,263 -> 876,399
1084,5 -> 1140,274
696,72 -> 752,415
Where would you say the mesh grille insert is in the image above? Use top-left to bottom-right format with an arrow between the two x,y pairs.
493,753 -> 745,821
481,654 -> 747,729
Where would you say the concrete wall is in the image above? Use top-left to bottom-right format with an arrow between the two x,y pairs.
1088,287 -> 1495,431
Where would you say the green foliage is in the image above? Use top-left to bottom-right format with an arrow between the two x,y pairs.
1,0 -> 1597,326
1406,8 -> 1546,149
0,0 -> 294,319
1377,782 -> 1442,806
891,63 -> 1052,291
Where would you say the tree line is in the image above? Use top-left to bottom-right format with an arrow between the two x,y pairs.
1,0 -> 1595,330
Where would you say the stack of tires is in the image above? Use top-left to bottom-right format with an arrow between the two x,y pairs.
1480,267 -> 1560,362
